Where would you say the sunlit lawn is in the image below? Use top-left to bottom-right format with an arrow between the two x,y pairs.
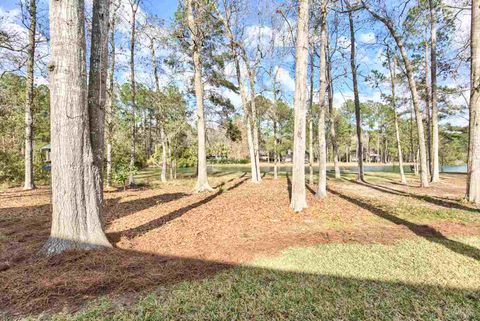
46,237 -> 480,321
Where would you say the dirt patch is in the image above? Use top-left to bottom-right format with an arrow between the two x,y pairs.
1,173 -> 479,317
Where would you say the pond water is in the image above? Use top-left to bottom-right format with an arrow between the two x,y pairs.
171,164 -> 468,176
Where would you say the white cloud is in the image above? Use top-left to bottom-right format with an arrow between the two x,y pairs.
359,32 -> 376,44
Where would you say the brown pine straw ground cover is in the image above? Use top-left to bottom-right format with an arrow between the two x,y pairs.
1,170 -> 480,319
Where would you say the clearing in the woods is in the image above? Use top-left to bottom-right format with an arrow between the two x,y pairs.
1,171 -> 480,320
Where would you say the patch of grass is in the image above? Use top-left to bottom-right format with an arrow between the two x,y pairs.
41,238 -> 480,321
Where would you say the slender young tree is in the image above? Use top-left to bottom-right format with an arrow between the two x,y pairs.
290,0 -> 309,212
128,0 -> 140,186
186,0 -> 212,192
316,0 -> 328,199
23,0 -> 36,190
308,51 -> 315,185
43,0 -> 111,254
216,2 -> 259,183
425,41 -> 432,176
429,0 -> 440,182
363,1 -> 429,187
147,32 -> 168,183
346,2 -> 364,181
105,1 -> 119,188
467,0 -> 480,204
387,51 -> 407,184
326,28 -> 340,179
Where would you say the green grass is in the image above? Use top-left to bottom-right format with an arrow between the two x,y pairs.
37,237 -> 480,321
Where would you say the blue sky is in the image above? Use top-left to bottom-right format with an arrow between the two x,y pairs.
0,0 -> 471,126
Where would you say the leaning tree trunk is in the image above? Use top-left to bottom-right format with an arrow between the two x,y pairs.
43,0 -> 111,255
347,7 -> 364,182
363,4 -> 429,187
429,0 -> 440,182
233,49 -> 258,182
187,0 -> 212,192
24,0 -> 36,191
388,54 -> 407,184
128,2 -> 138,186
88,0 -> 109,201
290,0 -> 309,212
317,0 -> 328,199
467,0 -> 480,204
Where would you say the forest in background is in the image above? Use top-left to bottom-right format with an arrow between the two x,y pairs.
0,0 -> 470,188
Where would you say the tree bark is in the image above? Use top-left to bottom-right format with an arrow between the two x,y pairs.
308,53 -> 315,185
105,2 -> 118,189
290,0 -> 309,212
88,0 -> 109,201
425,41 -> 432,177
187,0 -> 212,192
467,0 -> 480,204
363,3 -> 429,187
43,0 -> 111,255
347,6 -> 364,181
429,0 -> 440,182
24,0 -> 36,190
317,0 -> 328,199
246,69 -> 262,182
128,1 -> 138,186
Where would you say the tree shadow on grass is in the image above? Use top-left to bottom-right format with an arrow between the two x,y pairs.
349,179 -> 479,214
324,187 -> 480,261
286,173 -> 292,201
1,239 -> 480,319
104,192 -> 190,223
108,176 -> 249,242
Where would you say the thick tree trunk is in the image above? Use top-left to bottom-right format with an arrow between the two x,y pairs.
88,0 -> 109,201
468,0 -> 480,204
24,0 -> 36,191
363,4 -> 429,187
43,0 -> 111,255
388,54 -> 407,184
429,0 -> 440,182
317,1 -> 328,199
128,2 -> 138,186
290,0 -> 309,212
187,0 -> 212,192
348,7 -> 364,181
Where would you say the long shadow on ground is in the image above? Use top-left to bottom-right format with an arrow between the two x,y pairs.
108,175 -> 249,242
349,179 -> 479,214
1,241 -> 480,319
321,185 -> 480,261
